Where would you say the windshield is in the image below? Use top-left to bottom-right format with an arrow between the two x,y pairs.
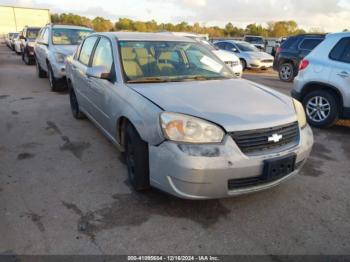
245,37 -> 264,45
11,33 -> 19,39
119,41 -> 234,83
52,28 -> 93,45
27,28 -> 40,39
235,42 -> 259,52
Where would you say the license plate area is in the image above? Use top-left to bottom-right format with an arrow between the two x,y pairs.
263,154 -> 296,181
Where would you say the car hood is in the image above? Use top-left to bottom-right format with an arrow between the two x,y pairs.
212,50 -> 239,62
128,79 -> 297,132
52,45 -> 77,56
245,51 -> 273,59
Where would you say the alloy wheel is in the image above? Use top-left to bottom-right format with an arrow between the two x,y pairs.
280,64 -> 292,81
306,96 -> 331,122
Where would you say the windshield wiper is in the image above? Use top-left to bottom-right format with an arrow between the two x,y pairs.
127,77 -> 174,83
182,76 -> 230,81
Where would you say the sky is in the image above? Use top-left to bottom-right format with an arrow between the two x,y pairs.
1,0 -> 349,32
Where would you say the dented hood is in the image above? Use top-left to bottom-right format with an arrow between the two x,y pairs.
128,78 -> 297,132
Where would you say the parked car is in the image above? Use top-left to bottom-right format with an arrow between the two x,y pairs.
243,35 -> 266,51
9,32 -> 19,50
214,40 -> 274,70
292,32 -> 350,128
273,34 -> 325,82
272,37 -> 287,57
66,32 -> 313,199
20,26 -> 41,65
5,33 -> 16,48
34,24 -> 93,91
13,33 -> 22,54
160,32 -> 242,77
198,39 -> 243,77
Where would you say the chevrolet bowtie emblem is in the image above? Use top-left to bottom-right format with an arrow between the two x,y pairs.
268,133 -> 283,143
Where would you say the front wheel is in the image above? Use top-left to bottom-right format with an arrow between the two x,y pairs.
69,87 -> 86,119
240,59 -> 247,70
125,123 -> 150,191
35,59 -> 47,78
279,63 -> 294,82
47,63 -> 66,92
302,90 -> 339,128
23,50 -> 34,65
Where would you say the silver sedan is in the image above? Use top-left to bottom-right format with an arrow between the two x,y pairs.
65,32 -> 313,199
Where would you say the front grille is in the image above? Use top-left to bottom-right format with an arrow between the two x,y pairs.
261,59 -> 273,63
230,122 -> 299,154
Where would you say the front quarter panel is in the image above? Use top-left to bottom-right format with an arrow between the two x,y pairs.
109,84 -> 165,146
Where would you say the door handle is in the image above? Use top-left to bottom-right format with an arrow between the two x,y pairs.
337,71 -> 349,78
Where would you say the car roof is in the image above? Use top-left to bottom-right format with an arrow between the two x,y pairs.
94,32 -> 197,42
326,31 -> 350,39
50,24 -> 93,30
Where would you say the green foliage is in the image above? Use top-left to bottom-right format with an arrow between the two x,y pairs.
51,12 -> 307,37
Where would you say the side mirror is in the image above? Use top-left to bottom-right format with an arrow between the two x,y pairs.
232,48 -> 239,53
86,66 -> 111,80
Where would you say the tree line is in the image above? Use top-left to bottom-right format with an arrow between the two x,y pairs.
51,13 -> 346,38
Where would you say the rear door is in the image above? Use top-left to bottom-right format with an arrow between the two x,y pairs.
328,37 -> 350,106
87,37 -> 115,131
73,36 -> 99,114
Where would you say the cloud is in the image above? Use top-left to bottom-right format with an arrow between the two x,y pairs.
182,0 -> 207,7
1,0 -> 348,32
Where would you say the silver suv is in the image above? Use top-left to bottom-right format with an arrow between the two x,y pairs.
292,32 -> 350,128
66,32 -> 313,199
34,24 -> 93,91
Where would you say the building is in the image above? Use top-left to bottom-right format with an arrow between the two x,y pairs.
0,5 -> 50,37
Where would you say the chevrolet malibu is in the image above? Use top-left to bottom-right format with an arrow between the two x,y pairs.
65,32 -> 314,199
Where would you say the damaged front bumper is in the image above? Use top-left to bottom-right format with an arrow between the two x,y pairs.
149,125 -> 313,199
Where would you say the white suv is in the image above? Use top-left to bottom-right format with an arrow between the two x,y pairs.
292,32 -> 350,128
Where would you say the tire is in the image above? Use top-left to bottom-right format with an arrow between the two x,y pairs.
69,87 -> 85,119
302,90 -> 339,128
240,59 -> 247,70
279,62 -> 294,82
23,49 -> 34,65
47,63 -> 65,92
35,59 -> 47,78
125,123 -> 150,191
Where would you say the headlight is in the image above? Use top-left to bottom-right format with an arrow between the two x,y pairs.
160,112 -> 225,143
293,99 -> 307,128
54,52 -> 66,63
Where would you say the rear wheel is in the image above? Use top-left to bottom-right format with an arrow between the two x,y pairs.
302,90 -> 339,128
279,62 -> 294,82
125,123 -> 150,191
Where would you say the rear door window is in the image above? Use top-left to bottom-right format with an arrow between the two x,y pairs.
329,37 -> 350,63
299,38 -> 323,51
78,36 -> 98,65
281,37 -> 298,49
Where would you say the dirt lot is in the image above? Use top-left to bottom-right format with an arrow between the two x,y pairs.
1,43 -> 350,255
